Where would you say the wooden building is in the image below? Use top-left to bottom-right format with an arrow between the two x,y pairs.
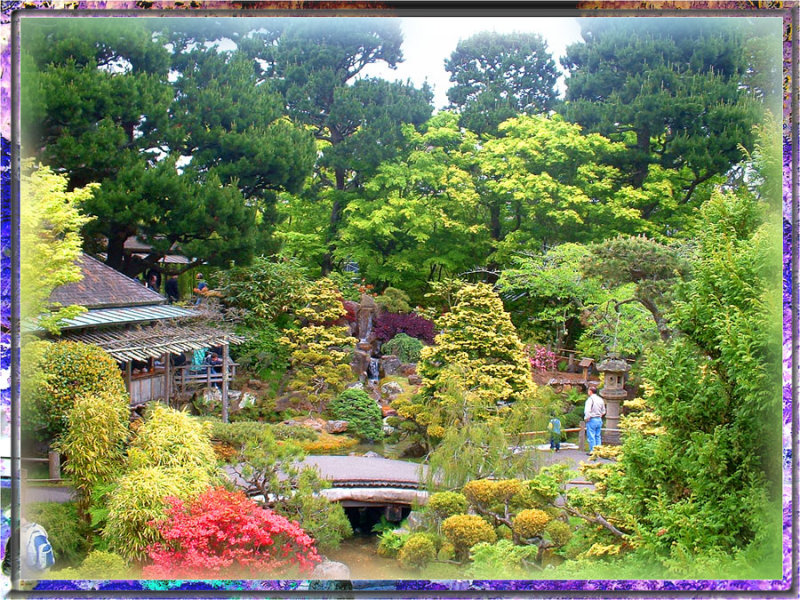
41,254 -> 240,412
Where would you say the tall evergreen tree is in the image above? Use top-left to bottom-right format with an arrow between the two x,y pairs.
560,18 -> 762,206
21,19 -> 313,276
445,31 -> 558,135
251,19 -> 434,272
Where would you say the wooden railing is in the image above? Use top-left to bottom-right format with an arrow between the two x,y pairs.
511,422 -> 624,449
172,362 -> 238,394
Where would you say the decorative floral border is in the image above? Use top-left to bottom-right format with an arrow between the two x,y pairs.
0,1 -> 794,595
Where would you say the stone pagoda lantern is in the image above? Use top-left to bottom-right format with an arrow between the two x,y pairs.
596,354 -> 630,445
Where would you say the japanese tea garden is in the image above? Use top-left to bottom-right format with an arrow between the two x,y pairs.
14,15 -> 782,583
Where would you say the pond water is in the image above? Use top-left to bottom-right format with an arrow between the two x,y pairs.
325,535 -> 463,580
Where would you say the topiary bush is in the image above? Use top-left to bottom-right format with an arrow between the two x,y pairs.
544,519 -> 572,547
441,514 -> 497,559
24,341 -> 126,442
427,491 -> 468,521
25,501 -> 90,567
328,389 -> 383,441
375,287 -> 412,314
127,406 -> 217,476
512,508 -> 551,540
382,333 -> 424,363
373,312 -> 435,344
103,466 -> 211,563
56,391 -> 129,508
398,533 -> 437,570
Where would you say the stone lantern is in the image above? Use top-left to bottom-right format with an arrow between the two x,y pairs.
596,354 -> 629,445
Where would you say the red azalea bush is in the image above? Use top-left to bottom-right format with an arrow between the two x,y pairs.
342,300 -> 358,323
374,312 -> 436,345
528,344 -> 558,372
143,487 -> 321,578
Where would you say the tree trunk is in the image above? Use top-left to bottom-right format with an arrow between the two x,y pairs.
105,229 -> 129,271
321,167 -> 347,275
631,127 -> 651,188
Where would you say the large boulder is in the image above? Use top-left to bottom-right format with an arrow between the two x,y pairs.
407,374 -> 422,386
325,420 -> 349,434
380,355 -> 402,377
381,381 -> 404,397
356,294 -> 379,340
351,349 -> 370,379
311,559 -> 351,580
398,363 -> 417,376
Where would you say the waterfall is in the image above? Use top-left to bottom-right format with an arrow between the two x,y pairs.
360,312 -> 374,343
368,358 -> 380,382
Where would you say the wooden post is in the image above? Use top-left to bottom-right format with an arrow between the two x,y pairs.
221,343 -> 229,423
578,420 -> 586,452
125,361 -> 132,402
48,451 -> 61,480
164,353 -> 172,409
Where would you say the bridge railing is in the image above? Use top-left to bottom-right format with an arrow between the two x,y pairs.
511,422 -> 624,449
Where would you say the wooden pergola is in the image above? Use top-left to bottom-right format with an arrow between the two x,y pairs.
62,322 -> 244,421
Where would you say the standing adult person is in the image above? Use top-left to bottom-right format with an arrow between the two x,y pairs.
193,273 -> 208,306
165,274 -> 180,304
584,386 -> 606,453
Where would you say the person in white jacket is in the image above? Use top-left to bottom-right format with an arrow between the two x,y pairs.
584,386 -> 606,452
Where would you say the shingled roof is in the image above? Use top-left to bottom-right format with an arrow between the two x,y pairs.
49,254 -> 166,309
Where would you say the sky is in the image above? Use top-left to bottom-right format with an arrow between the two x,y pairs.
359,17 -> 584,110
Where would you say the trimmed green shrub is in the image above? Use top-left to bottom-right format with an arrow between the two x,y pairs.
104,466 -> 211,563
24,341 -> 126,442
207,420 -> 319,447
441,514 -> 497,558
544,520 -> 572,547
398,533 -> 436,570
376,287 -> 412,314
328,389 -> 383,441
512,508 -> 551,539
381,333 -> 424,364
437,541 -> 455,561
25,502 -> 90,567
56,391 -> 129,507
496,524 -> 513,541
127,406 -> 217,475
427,491 -> 468,521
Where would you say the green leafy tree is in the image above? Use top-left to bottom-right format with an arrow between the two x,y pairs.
337,113 -> 488,295
328,389 -> 383,442
229,423 -> 352,552
20,165 -> 95,333
256,19 -> 433,272
445,31 -> 558,134
561,18 -> 762,199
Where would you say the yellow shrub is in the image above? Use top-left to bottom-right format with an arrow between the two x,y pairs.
462,479 -> 496,507
300,433 -> 358,454
544,520 -> 572,547
427,491 -> 468,520
398,534 -> 436,570
512,508 -> 551,539
441,514 -> 497,557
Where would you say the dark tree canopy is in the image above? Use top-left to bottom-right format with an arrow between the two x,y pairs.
21,18 -> 314,275
445,31 -> 558,135
560,18 -> 763,204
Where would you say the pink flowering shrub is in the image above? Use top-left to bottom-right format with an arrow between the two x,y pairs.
528,345 -> 558,372
143,487 -> 321,578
